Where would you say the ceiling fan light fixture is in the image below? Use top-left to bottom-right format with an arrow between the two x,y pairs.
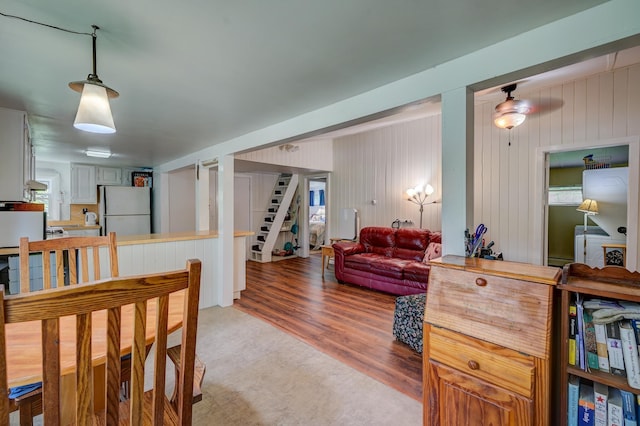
69,25 -> 119,134
493,84 -> 529,129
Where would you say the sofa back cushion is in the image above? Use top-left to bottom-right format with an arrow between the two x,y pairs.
429,231 -> 442,244
394,228 -> 431,261
359,227 -> 396,257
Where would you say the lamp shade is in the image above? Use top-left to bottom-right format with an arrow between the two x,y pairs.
577,199 -> 599,215
494,112 -> 526,129
73,83 -> 116,134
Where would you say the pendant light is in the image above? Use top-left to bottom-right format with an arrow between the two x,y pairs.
493,83 -> 529,129
69,25 -> 119,134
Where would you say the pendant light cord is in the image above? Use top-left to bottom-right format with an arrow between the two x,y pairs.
0,11 -> 93,36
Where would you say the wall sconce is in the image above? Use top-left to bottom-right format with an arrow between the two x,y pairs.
406,184 -> 434,228
69,25 -> 119,134
576,198 -> 599,263
279,144 -> 299,152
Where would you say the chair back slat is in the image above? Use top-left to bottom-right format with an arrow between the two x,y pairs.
1,259 -> 201,425
0,290 -> 8,424
68,248 -> 78,285
152,295 -> 170,423
105,307 -> 122,424
76,312 -> 94,424
41,318 -> 60,426
129,300 -> 147,425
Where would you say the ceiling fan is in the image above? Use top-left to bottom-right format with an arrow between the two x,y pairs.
493,83 -> 530,129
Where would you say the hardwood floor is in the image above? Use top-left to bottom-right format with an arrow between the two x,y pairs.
234,254 -> 423,402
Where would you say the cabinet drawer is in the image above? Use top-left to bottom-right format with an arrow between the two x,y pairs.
429,327 -> 534,397
426,265 -> 553,358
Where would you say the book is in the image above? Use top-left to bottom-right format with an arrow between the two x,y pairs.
577,295 -> 586,370
594,322 -> 611,372
609,388 -> 624,426
607,321 -> 627,376
619,320 -> 640,389
594,382 -> 608,426
568,375 -> 580,426
579,383 -> 595,426
570,301 -> 578,366
620,389 -> 638,426
584,309 -> 600,371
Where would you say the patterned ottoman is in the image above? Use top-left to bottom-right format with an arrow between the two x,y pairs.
392,293 -> 426,353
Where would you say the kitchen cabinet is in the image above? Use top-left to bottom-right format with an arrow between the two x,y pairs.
70,163 -> 97,204
0,107 -> 30,201
423,255 -> 560,426
96,166 -> 122,185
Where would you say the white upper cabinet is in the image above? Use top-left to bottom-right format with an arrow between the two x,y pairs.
70,163 -> 97,204
0,107 -> 29,201
96,166 -> 122,185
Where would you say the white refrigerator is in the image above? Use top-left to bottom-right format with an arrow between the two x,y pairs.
99,186 -> 151,236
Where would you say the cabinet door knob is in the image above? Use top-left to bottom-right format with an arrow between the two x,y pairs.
468,360 -> 480,370
475,277 -> 487,287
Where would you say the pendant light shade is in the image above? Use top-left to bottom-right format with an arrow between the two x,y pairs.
69,25 -> 118,134
73,83 -> 116,133
493,84 -> 529,129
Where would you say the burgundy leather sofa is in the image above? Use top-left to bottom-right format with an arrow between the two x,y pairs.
332,226 -> 442,295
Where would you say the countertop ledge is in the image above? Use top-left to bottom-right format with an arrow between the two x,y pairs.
0,230 -> 254,254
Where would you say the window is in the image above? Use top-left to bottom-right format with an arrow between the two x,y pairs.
548,186 -> 583,206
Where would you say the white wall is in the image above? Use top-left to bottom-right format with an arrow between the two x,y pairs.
473,63 -> 640,263
168,167 -> 196,232
235,139 -> 333,171
331,115 -> 442,234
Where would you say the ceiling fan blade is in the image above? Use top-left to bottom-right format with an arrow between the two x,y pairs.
526,98 -> 564,116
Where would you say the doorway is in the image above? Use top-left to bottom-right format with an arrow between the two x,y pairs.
535,136 -> 639,271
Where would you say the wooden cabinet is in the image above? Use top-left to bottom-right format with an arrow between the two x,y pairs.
70,163 -> 97,204
556,263 -> 640,426
0,107 -> 29,201
423,255 -> 560,426
96,166 -> 122,185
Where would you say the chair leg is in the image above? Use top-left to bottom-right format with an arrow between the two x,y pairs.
167,345 -> 206,405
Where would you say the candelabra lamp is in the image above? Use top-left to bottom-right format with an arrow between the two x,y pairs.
406,184 -> 434,228
576,198 -> 598,264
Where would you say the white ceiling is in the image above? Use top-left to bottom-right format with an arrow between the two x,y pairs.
0,0 -> 619,167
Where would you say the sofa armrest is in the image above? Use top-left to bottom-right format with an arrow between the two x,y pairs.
332,242 -> 364,281
332,241 -> 364,256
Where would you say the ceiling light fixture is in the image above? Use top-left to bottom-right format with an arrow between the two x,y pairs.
279,144 -> 299,153
69,25 -> 119,134
86,149 -> 112,158
493,83 -> 530,130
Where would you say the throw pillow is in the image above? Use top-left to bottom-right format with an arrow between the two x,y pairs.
423,242 -> 442,264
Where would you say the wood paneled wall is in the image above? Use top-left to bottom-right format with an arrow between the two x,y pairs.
474,63 -> 640,263
328,63 -> 639,262
236,138 -> 333,171
331,115 -> 442,234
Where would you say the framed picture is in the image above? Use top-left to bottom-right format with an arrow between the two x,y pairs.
603,244 -> 626,267
131,171 -> 153,188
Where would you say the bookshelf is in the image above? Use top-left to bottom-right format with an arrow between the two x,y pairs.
557,263 -> 640,425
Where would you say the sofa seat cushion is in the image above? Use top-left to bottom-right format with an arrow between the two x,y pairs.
344,253 -> 388,273
403,262 -> 431,282
367,257 -> 412,280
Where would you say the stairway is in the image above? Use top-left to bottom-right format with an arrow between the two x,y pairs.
250,174 -> 299,263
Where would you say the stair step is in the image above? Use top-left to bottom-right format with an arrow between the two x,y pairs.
264,217 -> 273,222
261,226 -> 269,232
268,207 -> 277,213
252,245 -> 261,252
257,235 -> 265,242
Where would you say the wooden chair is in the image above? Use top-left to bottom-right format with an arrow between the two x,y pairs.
0,259 -> 202,425
9,233 -> 121,425
18,232 -> 119,293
